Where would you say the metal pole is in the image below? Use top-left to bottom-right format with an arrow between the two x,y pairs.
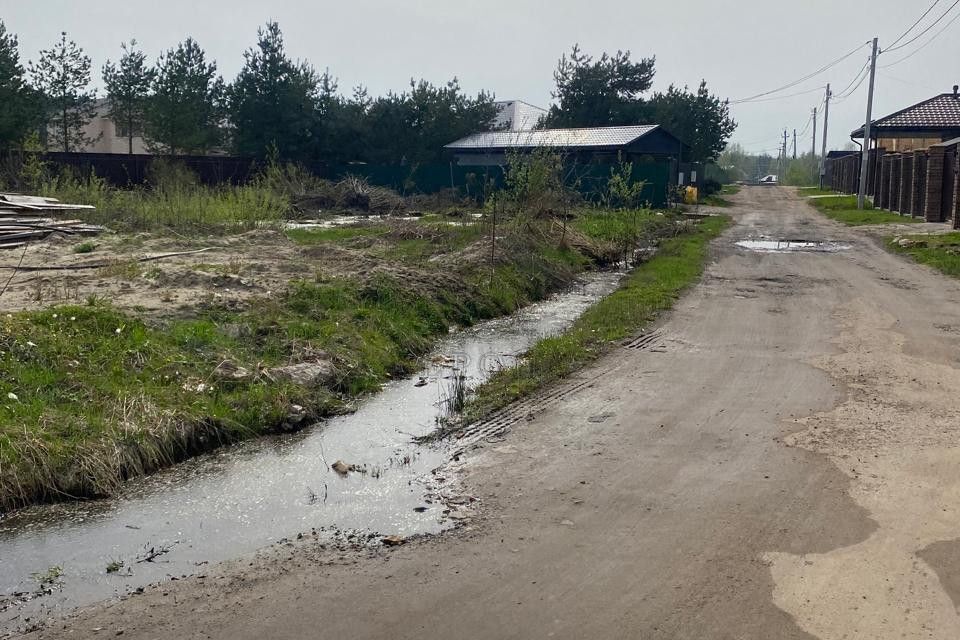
793,129 -> 797,159
858,38 -> 879,209
819,84 -> 831,189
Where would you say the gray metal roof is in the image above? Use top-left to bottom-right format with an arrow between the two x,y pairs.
445,125 -> 661,150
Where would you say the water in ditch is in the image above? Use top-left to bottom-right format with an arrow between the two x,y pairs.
0,270 -> 623,633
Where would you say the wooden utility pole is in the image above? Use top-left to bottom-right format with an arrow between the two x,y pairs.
819,84 -> 831,189
792,129 -> 797,159
857,38 -> 879,209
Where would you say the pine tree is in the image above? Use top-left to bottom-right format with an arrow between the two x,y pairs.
228,22 -> 318,160
0,21 -> 40,151
144,38 -> 224,155
103,40 -> 155,154
29,32 -> 99,153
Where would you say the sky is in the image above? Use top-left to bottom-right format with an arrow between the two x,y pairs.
3,0 -> 959,156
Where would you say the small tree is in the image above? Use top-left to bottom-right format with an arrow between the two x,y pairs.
0,21 -> 40,151
29,32 -> 99,152
102,40 -> 155,154
145,38 -> 224,155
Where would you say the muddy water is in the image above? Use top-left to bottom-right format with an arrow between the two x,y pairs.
0,271 -> 622,630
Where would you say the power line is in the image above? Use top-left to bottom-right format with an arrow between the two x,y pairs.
880,8 -> 960,68
729,85 -> 825,105
886,0 -> 943,49
729,41 -> 870,104
833,63 -> 871,103
883,0 -> 960,53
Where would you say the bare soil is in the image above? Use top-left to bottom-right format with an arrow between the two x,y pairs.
30,187 -> 960,639
0,223 -> 456,316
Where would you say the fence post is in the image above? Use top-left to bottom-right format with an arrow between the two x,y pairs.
924,146 -> 945,222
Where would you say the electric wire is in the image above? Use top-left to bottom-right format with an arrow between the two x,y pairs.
886,0 -> 943,49
883,0 -> 960,53
880,8 -> 960,68
729,41 -> 870,104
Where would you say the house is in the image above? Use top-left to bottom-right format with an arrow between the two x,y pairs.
493,100 -> 548,131
444,124 -> 686,168
851,86 -> 960,152
444,124 -> 688,207
45,98 -> 150,155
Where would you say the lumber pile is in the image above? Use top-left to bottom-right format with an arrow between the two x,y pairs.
0,193 -> 102,250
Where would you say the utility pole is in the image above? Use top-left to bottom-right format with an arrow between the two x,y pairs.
819,84 -> 831,189
857,38 -> 879,209
792,129 -> 797,159
812,107 -> 818,158
782,129 -> 788,176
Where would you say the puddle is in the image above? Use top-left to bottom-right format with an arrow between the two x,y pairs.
736,239 -> 852,253
0,271 -> 622,633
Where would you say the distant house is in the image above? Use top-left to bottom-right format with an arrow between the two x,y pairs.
852,86 -> 960,152
46,98 -> 150,155
493,100 -> 548,131
444,124 -> 686,168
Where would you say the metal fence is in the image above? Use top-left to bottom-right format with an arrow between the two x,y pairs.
1,151 -> 673,208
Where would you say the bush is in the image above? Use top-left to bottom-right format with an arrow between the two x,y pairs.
701,178 -> 722,196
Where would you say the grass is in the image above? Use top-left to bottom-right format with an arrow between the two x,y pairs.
797,187 -> 837,197
700,184 -> 740,207
887,232 -> 960,277
808,195 -> 922,226
455,215 -> 729,427
0,219 -> 616,511
286,226 -> 386,244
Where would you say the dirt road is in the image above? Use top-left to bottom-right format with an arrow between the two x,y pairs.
37,187 -> 960,639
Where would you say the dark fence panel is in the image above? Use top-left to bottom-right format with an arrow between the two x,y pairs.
3,151 -> 672,208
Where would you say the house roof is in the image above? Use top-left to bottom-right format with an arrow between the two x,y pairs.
493,101 -> 548,131
445,124 -> 665,151
852,92 -> 960,137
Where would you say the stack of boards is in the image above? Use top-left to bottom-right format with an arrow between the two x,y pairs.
0,193 -> 102,250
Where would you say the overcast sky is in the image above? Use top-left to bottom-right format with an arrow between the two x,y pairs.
3,0 -> 958,156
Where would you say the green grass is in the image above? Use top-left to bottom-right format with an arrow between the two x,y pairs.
454,215 -> 729,427
720,184 -> 741,195
797,187 -> 837,197
0,223 -> 603,511
887,232 -> 960,277
700,184 -> 740,207
286,226 -> 386,244
808,195 -> 921,226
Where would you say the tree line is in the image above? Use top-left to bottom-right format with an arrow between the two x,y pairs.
0,21 -> 735,166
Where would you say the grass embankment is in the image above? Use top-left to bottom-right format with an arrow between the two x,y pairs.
0,208 -> 669,511
887,232 -> 960,277
457,215 -> 729,426
808,195 -> 922,226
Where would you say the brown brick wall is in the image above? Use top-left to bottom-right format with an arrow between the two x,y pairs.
913,150 -> 927,218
